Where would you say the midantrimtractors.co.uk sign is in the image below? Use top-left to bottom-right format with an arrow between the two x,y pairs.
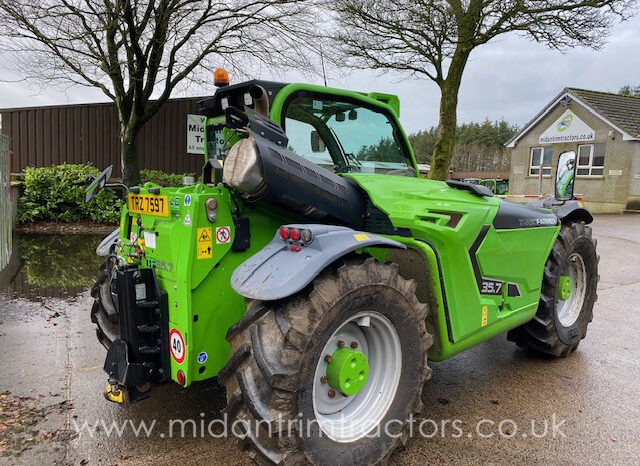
539,110 -> 595,144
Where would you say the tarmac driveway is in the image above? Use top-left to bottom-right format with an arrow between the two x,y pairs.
0,215 -> 638,465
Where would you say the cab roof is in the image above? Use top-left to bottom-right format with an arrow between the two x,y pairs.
198,80 -> 401,118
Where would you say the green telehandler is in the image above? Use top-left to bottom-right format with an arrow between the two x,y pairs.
87,76 -> 598,465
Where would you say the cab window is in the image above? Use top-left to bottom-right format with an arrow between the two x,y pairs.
283,94 -> 415,176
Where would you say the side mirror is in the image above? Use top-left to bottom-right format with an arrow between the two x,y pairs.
555,151 -> 576,201
85,165 -> 113,203
310,131 -> 326,153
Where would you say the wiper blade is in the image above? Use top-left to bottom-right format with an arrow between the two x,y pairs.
328,126 -> 361,171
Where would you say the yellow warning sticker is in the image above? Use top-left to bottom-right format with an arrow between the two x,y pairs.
354,233 -> 370,242
481,306 -> 488,327
197,227 -> 213,260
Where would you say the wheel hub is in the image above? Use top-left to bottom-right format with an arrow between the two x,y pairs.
556,253 -> 587,327
326,347 -> 369,396
558,275 -> 573,301
312,311 -> 402,442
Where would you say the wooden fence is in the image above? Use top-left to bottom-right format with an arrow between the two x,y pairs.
0,96 -> 207,177
0,133 -> 12,271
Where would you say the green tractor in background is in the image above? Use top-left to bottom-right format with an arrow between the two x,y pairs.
463,178 -> 509,195
87,75 -> 598,465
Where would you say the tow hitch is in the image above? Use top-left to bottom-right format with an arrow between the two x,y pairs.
100,266 -> 170,403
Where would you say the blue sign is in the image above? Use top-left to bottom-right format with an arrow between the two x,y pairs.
184,194 -> 191,206
197,351 -> 208,364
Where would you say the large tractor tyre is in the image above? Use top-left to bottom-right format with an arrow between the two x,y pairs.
508,221 -> 598,357
90,256 -> 119,349
220,257 -> 433,466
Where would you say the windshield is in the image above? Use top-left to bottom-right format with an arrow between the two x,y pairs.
283,94 -> 415,176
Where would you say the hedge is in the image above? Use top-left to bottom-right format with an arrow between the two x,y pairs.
17,164 -> 194,224
140,169 -> 194,187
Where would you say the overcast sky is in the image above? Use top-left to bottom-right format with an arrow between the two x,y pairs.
1,14 -> 639,135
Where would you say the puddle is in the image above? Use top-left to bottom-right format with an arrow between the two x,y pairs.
0,234 -> 104,301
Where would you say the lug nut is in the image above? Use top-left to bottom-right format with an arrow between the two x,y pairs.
324,354 -> 333,363
337,340 -> 345,348
320,375 -> 328,384
350,341 -> 358,349
328,390 -> 336,398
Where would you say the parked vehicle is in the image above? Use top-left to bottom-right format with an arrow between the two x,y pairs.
87,75 -> 598,465
464,177 -> 509,195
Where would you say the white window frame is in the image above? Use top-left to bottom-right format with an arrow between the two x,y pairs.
577,144 -> 605,177
529,147 -> 552,177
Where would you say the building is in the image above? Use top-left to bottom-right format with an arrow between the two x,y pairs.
506,88 -> 640,213
0,96 -> 207,177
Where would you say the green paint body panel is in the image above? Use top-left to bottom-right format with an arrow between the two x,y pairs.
346,174 -> 559,360
113,82 -> 561,387
120,184 -> 294,387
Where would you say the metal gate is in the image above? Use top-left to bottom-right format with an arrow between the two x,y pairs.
0,133 -> 11,271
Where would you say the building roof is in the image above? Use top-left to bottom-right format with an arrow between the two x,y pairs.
570,88 -> 640,139
506,87 -> 640,147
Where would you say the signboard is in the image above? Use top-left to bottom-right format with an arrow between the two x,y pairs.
187,114 -> 206,154
609,169 -> 622,176
539,110 -> 595,144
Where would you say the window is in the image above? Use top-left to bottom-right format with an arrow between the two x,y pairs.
529,147 -> 553,176
283,94 -> 414,175
283,118 -> 335,170
577,144 -> 605,176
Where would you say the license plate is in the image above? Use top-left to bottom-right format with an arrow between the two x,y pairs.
128,194 -> 169,217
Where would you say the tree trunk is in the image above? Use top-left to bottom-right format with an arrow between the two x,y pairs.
429,82 -> 459,180
428,49 -> 471,181
120,131 -> 141,186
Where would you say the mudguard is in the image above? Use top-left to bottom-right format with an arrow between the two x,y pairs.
552,200 -> 593,225
231,224 -> 406,300
96,228 -> 120,256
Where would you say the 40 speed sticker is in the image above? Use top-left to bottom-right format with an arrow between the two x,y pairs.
169,329 -> 185,364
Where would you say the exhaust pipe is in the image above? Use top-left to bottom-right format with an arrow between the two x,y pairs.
249,85 -> 269,116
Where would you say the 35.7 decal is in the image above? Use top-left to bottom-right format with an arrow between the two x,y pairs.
169,329 -> 185,364
480,280 -> 503,295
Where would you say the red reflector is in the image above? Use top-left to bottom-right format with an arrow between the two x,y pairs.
177,370 -> 185,386
290,245 -> 301,252
279,226 -> 290,240
290,228 -> 300,241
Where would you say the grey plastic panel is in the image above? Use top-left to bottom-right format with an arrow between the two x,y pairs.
231,224 -> 406,300
553,200 -> 594,225
96,228 -> 120,256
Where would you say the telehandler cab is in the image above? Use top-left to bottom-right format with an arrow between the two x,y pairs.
87,75 -> 598,465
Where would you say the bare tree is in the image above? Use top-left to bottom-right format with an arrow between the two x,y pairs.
0,0 -> 317,185
332,0 -> 635,180
619,84 -> 640,96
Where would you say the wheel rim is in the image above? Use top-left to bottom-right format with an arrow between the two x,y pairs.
312,311 -> 402,443
556,252 -> 587,327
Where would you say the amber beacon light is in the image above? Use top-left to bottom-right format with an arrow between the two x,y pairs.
214,68 -> 229,87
